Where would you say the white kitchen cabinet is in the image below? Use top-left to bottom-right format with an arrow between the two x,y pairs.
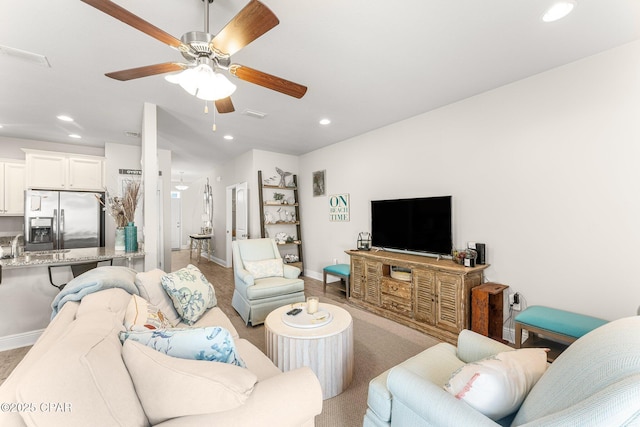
0,160 -> 26,216
67,156 -> 104,190
24,149 -> 105,191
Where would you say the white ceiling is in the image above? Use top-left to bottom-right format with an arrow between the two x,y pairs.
1,0 -> 639,184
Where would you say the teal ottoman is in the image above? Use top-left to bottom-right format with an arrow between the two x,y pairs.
323,264 -> 350,298
515,305 -> 608,351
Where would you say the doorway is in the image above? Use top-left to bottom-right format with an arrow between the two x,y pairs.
225,182 -> 248,267
170,191 -> 182,250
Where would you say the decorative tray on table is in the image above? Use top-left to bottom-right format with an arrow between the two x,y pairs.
282,303 -> 333,328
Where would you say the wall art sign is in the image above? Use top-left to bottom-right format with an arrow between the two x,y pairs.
329,194 -> 350,222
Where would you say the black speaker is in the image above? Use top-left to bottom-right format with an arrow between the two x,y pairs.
475,243 -> 486,265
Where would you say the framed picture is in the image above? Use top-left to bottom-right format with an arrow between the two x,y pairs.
312,170 -> 326,197
329,194 -> 350,222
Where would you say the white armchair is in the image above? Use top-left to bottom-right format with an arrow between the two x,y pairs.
364,316 -> 640,426
231,238 -> 305,325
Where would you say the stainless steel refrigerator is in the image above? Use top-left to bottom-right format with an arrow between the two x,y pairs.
24,190 -> 105,251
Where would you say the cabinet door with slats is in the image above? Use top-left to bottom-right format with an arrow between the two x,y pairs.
350,256 -> 364,299
435,272 -> 463,333
414,268 -> 435,323
364,261 -> 381,305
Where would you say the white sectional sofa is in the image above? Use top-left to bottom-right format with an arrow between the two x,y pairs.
0,267 -> 322,427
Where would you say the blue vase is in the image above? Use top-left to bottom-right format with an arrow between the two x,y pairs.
125,222 -> 138,252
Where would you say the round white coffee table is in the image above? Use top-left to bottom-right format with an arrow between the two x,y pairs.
265,302 -> 354,399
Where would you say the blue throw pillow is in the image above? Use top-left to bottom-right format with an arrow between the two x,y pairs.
161,264 -> 217,325
120,326 -> 245,367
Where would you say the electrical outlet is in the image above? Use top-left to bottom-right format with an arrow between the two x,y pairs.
509,293 -> 521,311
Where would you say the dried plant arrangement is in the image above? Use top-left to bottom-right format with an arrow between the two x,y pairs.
97,179 -> 141,227
122,179 -> 141,224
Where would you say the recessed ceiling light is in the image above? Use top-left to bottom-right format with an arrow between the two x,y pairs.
542,1 -> 576,22
0,124 -> 3,129
68,134 -> 81,139
319,118 -> 331,125
57,115 -> 74,122
223,135 -> 234,140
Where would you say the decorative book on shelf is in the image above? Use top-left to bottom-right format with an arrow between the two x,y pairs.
258,170 -> 303,274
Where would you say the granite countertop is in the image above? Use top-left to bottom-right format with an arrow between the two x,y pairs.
0,247 -> 145,269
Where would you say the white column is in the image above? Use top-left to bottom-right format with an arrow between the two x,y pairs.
142,102 -> 159,270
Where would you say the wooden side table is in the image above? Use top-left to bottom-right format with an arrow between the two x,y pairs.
472,283 -> 509,342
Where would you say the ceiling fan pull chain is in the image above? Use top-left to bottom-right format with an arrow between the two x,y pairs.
204,100 -> 209,114
212,105 -> 217,132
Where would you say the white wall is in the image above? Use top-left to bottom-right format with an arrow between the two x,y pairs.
299,40 -> 640,321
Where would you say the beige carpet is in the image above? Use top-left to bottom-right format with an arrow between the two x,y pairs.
0,250 -> 441,426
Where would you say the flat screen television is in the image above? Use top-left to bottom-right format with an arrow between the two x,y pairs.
371,196 -> 452,256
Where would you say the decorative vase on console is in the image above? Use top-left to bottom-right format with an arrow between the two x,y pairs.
97,179 -> 141,252
115,227 -> 125,251
125,222 -> 138,252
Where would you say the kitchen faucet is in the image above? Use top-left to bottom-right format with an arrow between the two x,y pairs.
11,233 -> 23,258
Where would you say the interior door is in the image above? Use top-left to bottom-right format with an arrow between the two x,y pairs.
170,194 -> 181,249
235,182 -> 248,240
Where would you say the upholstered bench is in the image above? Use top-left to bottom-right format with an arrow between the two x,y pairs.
515,305 -> 608,351
323,264 -> 350,298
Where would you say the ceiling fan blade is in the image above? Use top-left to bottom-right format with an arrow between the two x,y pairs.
229,64 -> 307,99
211,1 -> 279,56
215,97 -> 235,114
81,0 -> 185,49
105,62 -> 186,81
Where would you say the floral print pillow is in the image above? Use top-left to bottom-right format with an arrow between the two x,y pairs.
120,326 -> 246,367
161,264 -> 216,325
124,294 -> 174,331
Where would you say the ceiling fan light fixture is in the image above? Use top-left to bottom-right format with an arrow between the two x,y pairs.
164,73 -> 181,84
175,172 -> 189,191
167,58 -> 236,101
196,72 -> 236,101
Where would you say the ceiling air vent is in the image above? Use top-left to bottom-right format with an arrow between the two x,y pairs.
241,109 -> 267,119
124,131 -> 141,138
0,45 -> 51,68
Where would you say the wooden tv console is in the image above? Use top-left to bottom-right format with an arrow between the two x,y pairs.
346,250 -> 488,344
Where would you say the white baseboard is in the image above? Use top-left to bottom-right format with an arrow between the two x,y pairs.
0,329 -> 44,352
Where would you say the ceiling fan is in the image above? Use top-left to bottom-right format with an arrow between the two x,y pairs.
81,0 -> 307,114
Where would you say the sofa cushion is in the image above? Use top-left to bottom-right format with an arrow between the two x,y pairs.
444,348 -> 548,421
243,258 -> 284,279
15,310 -> 148,427
51,266 -> 139,317
120,326 -> 246,367
367,342 -> 462,424
246,276 -> 305,300
124,294 -> 175,331
234,338 -> 282,381
122,340 -> 257,425
161,264 -> 217,325
75,287 -> 134,320
135,269 -> 181,326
